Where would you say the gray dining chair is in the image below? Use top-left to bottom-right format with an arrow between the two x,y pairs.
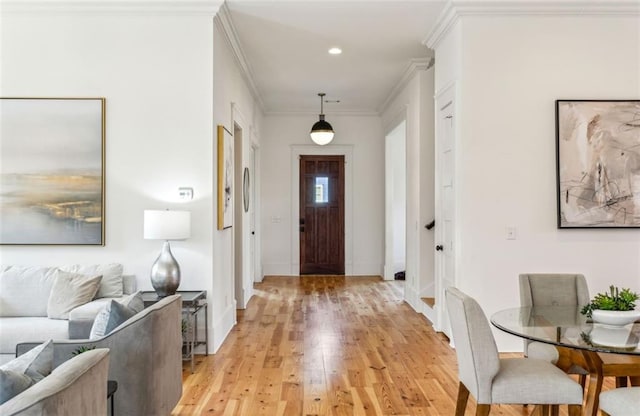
600,387 -> 640,416
445,287 -> 583,416
520,273 -> 640,390
519,273 -> 590,383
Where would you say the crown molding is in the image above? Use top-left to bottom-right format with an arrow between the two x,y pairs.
425,1 -> 640,49
378,57 -> 435,115
0,0 -> 223,15
215,3 -> 265,112
264,110 -> 380,117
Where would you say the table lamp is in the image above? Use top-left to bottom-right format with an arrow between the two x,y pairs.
144,209 -> 191,297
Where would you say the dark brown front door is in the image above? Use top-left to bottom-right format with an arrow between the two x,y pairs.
299,155 -> 345,275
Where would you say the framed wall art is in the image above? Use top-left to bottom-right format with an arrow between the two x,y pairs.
556,99 -> 640,228
0,97 -> 106,245
217,125 -> 233,230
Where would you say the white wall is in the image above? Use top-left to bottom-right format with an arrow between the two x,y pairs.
0,4 -> 262,353
433,12 -> 640,351
0,11 -> 215,288
260,115 -> 384,276
212,16 -> 262,348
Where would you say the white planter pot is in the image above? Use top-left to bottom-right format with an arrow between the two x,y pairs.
590,325 -> 639,349
591,309 -> 640,327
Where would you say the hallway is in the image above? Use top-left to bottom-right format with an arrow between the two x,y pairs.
173,276 -> 589,415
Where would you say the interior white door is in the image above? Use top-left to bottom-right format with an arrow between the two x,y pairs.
249,146 -> 256,283
435,85 -> 456,340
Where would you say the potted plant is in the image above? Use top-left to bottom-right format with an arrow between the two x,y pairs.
581,285 -> 640,326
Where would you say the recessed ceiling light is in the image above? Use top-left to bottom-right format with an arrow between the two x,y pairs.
328,47 -> 342,55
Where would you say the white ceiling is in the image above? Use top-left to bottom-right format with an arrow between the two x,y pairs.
224,0 -> 447,114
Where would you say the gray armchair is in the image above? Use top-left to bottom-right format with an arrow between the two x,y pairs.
445,287 -> 583,415
0,348 -> 110,416
16,295 -> 182,416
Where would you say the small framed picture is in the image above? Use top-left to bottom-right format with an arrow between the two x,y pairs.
217,125 -> 233,230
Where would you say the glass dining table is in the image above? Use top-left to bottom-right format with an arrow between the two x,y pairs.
491,306 -> 640,416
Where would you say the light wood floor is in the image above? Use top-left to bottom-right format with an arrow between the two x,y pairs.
173,276 -> 612,415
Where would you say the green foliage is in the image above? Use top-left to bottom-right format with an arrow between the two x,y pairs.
71,345 -> 96,356
181,318 -> 190,335
580,285 -> 639,318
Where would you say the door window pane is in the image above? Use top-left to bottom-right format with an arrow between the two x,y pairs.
315,177 -> 329,203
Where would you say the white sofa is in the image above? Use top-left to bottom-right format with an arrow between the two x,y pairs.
0,264 -> 136,365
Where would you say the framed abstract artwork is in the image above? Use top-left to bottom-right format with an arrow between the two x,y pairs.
217,125 -> 233,230
556,99 -> 640,228
0,97 -> 106,244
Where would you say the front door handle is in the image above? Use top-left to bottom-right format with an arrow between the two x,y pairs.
435,245 -> 444,251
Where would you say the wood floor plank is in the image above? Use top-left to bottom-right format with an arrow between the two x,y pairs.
174,275 -> 614,415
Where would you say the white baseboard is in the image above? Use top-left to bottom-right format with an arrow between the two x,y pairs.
262,262 -> 382,276
210,301 -> 237,353
262,263 -> 294,276
404,283 -> 419,312
421,301 -> 436,326
419,281 -> 435,299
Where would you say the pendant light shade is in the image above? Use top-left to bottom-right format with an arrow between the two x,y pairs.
310,92 -> 334,145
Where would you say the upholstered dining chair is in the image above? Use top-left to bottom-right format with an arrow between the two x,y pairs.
519,273 -> 590,384
600,387 -> 640,416
445,287 -> 583,416
520,273 -> 640,391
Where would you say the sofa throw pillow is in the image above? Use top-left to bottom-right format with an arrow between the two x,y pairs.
0,266 -> 59,317
89,300 -> 137,339
0,369 -> 35,405
0,340 -> 53,383
47,271 -> 102,320
119,291 -> 144,314
59,263 -> 124,299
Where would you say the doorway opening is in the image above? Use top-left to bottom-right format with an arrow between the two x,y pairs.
299,155 -> 345,275
384,121 -> 407,282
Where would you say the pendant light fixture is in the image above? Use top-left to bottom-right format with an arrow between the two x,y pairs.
310,92 -> 334,145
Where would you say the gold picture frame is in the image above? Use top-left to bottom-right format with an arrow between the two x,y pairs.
217,125 -> 233,230
0,97 -> 106,245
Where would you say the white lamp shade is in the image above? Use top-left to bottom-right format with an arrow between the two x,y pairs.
144,210 -> 191,240
310,131 -> 334,145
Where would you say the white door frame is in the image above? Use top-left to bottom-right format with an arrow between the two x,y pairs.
231,103 -> 254,308
250,141 -> 263,283
384,120 -> 407,282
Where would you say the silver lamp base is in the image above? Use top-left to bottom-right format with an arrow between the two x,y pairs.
150,241 -> 181,297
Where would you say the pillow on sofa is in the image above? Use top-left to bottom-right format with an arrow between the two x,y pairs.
0,369 -> 34,404
59,263 -> 124,298
0,340 -> 54,404
0,266 -> 59,317
47,271 -> 103,319
120,291 -> 144,313
89,298 -> 140,339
